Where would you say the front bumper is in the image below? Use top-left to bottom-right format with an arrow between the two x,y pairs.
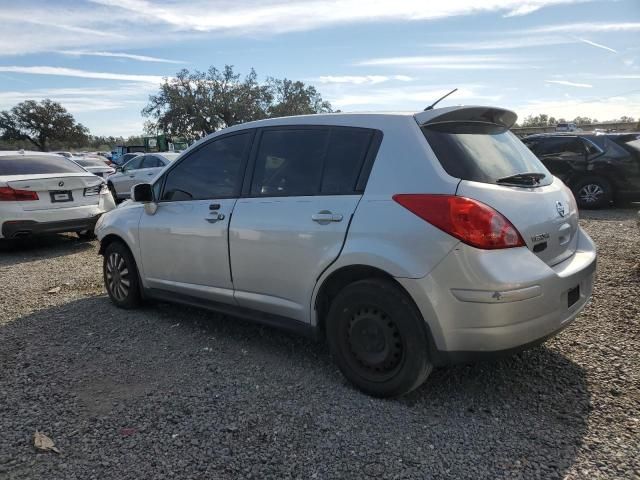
398,227 -> 596,365
1,215 -> 102,239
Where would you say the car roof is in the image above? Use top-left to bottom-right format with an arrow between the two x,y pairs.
0,150 -> 62,157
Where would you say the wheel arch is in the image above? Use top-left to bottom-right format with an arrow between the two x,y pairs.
313,264 -> 437,359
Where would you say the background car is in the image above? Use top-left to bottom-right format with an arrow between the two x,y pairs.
0,151 -> 115,240
111,152 -> 141,167
523,132 -> 640,208
107,152 -> 180,201
555,123 -> 580,132
72,157 -> 116,178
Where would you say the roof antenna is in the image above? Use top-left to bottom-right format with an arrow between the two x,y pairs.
424,88 -> 458,111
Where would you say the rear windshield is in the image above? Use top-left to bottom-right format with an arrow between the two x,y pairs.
421,123 -> 552,186
75,159 -> 105,167
0,155 -> 87,175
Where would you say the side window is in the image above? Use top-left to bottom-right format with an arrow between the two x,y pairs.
141,155 -> 162,168
251,129 -> 328,196
539,138 -> 584,156
321,128 -> 373,194
123,156 -> 143,171
161,133 -> 250,201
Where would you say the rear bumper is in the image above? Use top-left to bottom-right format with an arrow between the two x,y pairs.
398,227 -> 596,365
1,215 -> 102,239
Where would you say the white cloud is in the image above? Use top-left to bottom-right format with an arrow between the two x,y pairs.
526,22 -> 640,34
317,75 -> 413,85
355,54 -> 527,70
429,35 -> 573,50
56,50 -> 185,64
328,85 -> 501,109
545,80 -> 593,88
89,0 -> 591,34
0,84 -> 155,112
514,94 -> 640,122
576,38 -> 617,54
0,66 -> 166,84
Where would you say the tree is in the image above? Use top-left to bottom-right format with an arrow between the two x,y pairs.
267,78 -> 333,118
0,99 -> 88,151
143,65 -> 333,140
142,66 -> 272,141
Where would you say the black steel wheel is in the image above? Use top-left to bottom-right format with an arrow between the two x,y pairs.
326,278 -> 432,397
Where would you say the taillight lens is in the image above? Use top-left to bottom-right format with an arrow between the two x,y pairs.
0,186 -> 39,201
392,194 -> 525,250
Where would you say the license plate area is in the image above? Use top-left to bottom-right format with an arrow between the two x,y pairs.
50,190 -> 73,203
567,285 -> 580,307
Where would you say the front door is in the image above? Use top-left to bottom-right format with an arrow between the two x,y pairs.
229,126 -> 376,323
139,131 -> 253,303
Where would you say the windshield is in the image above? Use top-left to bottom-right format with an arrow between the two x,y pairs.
0,155 -> 87,175
421,123 -> 552,186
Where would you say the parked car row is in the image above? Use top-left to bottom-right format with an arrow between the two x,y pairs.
523,132 -> 640,208
95,106 -> 597,397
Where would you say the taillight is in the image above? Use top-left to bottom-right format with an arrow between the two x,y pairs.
392,194 -> 525,250
0,186 -> 39,201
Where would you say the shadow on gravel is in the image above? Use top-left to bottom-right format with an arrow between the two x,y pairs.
579,206 -> 638,221
0,234 -> 94,268
0,296 -> 591,479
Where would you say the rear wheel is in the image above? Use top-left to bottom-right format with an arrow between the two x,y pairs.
326,278 -> 432,397
572,176 -> 612,209
103,241 -> 141,309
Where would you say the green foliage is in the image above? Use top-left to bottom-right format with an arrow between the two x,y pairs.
143,65 -> 333,140
0,99 -> 89,151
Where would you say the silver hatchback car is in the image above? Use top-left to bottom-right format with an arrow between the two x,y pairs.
96,106 -> 596,397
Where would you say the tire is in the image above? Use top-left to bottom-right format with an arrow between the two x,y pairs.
572,176 -> 612,209
107,182 -> 119,204
103,241 -> 141,309
325,278 -> 433,398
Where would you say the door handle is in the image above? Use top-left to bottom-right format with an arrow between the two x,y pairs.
146,172 -> 154,176
205,212 -> 225,223
312,211 -> 343,224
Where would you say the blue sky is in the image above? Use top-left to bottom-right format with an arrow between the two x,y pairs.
0,0 -> 638,136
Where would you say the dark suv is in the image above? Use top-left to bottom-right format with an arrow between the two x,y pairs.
523,133 -> 640,208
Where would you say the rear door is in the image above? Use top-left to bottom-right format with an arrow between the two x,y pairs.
531,136 -> 586,182
229,126 -> 378,322
420,117 -> 578,267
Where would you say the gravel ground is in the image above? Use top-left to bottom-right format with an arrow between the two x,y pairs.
0,209 -> 638,479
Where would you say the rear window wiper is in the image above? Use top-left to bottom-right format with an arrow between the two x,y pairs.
496,172 -> 546,186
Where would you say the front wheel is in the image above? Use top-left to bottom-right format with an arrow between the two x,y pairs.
572,176 -> 612,209
326,278 -> 432,397
103,241 -> 141,309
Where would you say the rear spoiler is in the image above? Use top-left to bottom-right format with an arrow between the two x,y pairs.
414,106 -> 518,130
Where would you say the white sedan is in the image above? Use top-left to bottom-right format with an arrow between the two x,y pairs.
72,157 -> 116,178
0,151 -> 115,240
107,152 -> 180,201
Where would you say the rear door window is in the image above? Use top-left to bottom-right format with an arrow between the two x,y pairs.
422,123 -> 552,186
0,155 -> 86,175
251,129 -> 328,196
321,128 -> 373,194
250,127 -> 375,197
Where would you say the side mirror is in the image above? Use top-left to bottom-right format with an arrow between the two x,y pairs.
116,166 -> 123,172
132,183 -> 153,203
